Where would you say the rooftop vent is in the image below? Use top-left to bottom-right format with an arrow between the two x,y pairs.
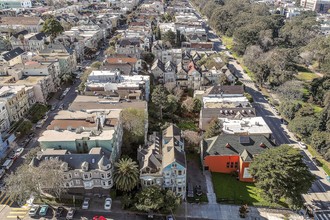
225,143 -> 231,148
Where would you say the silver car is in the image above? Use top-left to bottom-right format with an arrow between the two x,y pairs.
82,197 -> 90,210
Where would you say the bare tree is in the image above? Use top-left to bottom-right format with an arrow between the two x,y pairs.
182,97 -> 194,113
173,86 -> 183,100
164,82 -> 176,93
183,130 -> 202,146
4,159 -> 66,204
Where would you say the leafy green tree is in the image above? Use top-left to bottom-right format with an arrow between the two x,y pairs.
279,13 -> 319,48
151,85 -> 169,120
310,131 -> 330,156
288,116 -> 319,137
193,98 -> 202,113
135,186 -> 164,212
162,30 -> 176,47
205,118 -> 223,138
114,158 -> 139,192
17,120 -> 33,136
141,52 -> 155,66
41,17 -> 64,41
249,145 -> 316,209
166,94 -> 179,115
161,190 -> 181,213
278,101 -> 301,120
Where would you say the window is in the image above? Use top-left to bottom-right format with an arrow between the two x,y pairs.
230,162 -> 234,168
178,170 -> 182,175
235,162 -> 238,168
106,172 -> 111,178
101,173 -> 105,178
226,162 -> 230,168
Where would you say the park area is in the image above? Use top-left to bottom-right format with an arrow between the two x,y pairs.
212,173 -> 288,208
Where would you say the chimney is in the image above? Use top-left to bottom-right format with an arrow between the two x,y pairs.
260,143 -> 266,148
225,143 -> 230,148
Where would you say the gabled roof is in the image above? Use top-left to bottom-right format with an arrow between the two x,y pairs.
165,60 -> 176,72
118,38 -> 140,47
12,30 -> 28,39
151,59 -> 165,72
162,146 -> 186,168
29,32 -> 46,41
202,134 -> 276,158
2,47 -> 24,61
0,17 -> 42,26
163,124 -> 181,137
241,149 -> 253,162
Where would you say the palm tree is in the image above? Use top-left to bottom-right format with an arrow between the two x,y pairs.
114,158 -> 139,192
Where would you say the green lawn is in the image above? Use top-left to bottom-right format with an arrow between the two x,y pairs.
212,173 -> 288,208
177,119 -> 198,131
221,36 -> 234,50
296,72 -> 320,82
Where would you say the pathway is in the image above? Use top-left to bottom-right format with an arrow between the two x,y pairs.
204,171 -> 217,204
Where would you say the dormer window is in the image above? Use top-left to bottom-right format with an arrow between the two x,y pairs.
81,162 -> 89,171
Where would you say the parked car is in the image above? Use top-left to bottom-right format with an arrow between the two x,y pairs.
82,197 -> 90,210
187,183 -> 194,198
1,159 -> 13,170
166,215 -> 174,220
39,204 -> 49,216
66,208 -> 75,220
298,142 -> 307,150
104,197 -> 112,210
29,205 -> 39,217
55,206 -> 65,217
15,147 -> 24,157
51,104 -> 57,111
195,185 -> 202,196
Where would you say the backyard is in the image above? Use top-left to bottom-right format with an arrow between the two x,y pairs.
212,173 -> 288,208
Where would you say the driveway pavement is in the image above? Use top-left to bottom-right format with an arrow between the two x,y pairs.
204,171 -> 216,204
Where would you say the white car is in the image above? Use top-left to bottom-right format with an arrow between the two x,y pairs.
82,197 -> 90,210
299,142 -> 307,149
15,148 -> 24,157
29,205 -> 39,216
104,197 -> 112,210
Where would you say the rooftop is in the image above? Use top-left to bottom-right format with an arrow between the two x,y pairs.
38,129 -> 115,142
69,95 -> 147,111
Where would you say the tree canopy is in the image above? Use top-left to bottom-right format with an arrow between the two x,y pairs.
41,17 -> 64,41
249,145 -> 315,208
114,158 -> 139,192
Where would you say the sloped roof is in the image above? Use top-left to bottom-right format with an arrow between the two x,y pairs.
151,59 -> 165,72
202,134 -> 276,158
241,149 -> 253,162
2,47 -> 24,61
34,148 -> 112,170
0,17 -> 42,26
162,146 -> 186,168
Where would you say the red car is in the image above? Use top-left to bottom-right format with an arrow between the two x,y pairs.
93,216 -> 106,220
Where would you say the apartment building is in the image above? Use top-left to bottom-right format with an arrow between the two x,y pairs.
0,101 -> 10,132
32,147 -> 114,195
85,70 -> 150,101
138,124 -> 187,199
0,85 -> 29,122
10,31 -> 46,51
39,110 -> 123,162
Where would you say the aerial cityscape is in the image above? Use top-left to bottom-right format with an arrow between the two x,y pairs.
0,0 -> 329,219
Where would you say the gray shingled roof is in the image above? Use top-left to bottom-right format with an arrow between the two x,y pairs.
35,148 -> 112,170
2,47 -> 24,61
203,134 -> 276,158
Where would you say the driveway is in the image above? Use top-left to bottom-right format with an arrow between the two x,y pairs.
186,154 -> 207,194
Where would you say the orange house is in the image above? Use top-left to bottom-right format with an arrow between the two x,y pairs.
201,135 -> 276,182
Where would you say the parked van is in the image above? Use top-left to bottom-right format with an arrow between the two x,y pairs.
2,159 -> 13,170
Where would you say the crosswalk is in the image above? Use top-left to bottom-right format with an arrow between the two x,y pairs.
0,191 -> 14,207
6,207 -> 29,219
